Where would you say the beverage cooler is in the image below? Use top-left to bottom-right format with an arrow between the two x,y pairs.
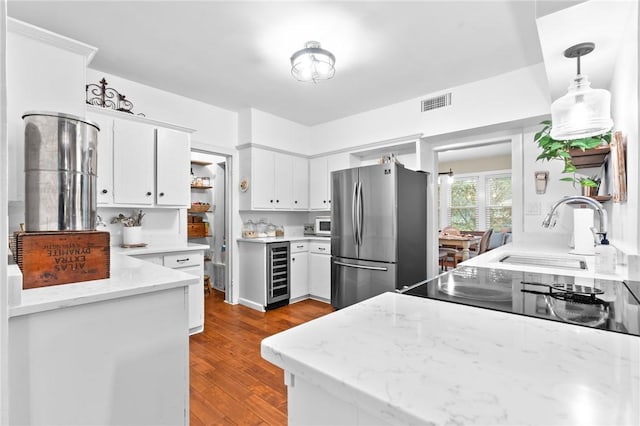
266,241 -> 290,309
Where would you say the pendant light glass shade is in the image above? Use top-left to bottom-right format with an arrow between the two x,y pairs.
549,42 -> 613,140
290,41 -> 335,83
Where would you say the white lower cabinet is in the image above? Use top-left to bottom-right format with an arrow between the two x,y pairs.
133,250 -> 204,334
290,242 -> 309,302
309,241 -> 331,301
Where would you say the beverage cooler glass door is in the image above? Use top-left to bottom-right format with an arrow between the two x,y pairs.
331,168 -> 359,260
331,256 -> 397,309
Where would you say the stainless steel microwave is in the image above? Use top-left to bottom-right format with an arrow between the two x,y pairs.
315,216 -> 331,235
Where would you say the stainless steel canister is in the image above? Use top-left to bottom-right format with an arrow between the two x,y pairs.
22,111 -> 100,231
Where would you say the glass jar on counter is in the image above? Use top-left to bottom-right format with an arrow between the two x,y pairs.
256,218 -> 268,238
275,225 -> 285,237
242,220 -> 257,239
266,222 -> 276,237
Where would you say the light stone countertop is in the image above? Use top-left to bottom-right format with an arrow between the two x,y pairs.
110,242 -> 209,256
237,235 -> 331,244
8,253 -> 198,318
262,291 -> 640,425
461,242 -> 629,281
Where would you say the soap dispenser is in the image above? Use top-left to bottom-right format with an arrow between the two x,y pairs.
595,235 -> 616,274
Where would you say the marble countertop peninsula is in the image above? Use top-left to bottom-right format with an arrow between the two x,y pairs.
262,291 -> 640,425
8,254 -> 198,318
237,235 -> 331,244
110,242 -> 209,256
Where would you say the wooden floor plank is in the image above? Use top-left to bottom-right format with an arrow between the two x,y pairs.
189,290 -> 333,425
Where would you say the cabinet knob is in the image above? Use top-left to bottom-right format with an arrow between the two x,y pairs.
101,189 -> 108,194
270,199 -> 273,203
292,257 -> 296,262
159,192 -> 165,197
328,200 -> 331,203
276,200 -> 279,203
323,200 -> 327,204
146,192 -> 152,196
294,200 -> 298,204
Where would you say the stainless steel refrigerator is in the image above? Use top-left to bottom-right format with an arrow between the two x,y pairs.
331,162 -> 427,309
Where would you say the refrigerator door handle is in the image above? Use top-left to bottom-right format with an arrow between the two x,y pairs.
352,181 -> 359,246
334,261 -> 388,271
357,181 -> 364,245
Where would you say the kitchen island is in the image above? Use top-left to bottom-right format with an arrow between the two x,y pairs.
261,246 -> 640,425
8,254 -> 197,425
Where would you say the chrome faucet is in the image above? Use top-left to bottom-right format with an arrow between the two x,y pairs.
542,195 -> 608,242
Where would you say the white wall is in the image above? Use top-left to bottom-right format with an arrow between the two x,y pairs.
608,1 -> 639,255
7,27 -> 89,203
86,69 -> 237,149
238,107 -> 311,153
439,154 -> 511,175
309,64 -> 550,154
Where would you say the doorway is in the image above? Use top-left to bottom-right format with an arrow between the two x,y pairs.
190,149 -> 232,303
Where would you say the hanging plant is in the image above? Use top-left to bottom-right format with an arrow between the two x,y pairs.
534,120 -> 611,187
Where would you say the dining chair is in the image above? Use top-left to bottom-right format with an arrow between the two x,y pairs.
470,229 -> 493,257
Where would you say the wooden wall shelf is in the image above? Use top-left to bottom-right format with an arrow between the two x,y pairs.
191,160 -> 212,166
569,145 -> 610,169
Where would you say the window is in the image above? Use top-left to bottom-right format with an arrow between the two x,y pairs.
486,174 -> 512,230
449,176 -> 478,230
441,171 -> 511,231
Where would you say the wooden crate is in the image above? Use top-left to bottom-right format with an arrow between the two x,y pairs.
14,231 -> 110,289
188,223 -> 207,238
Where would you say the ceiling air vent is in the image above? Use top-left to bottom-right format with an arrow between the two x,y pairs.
421,93 -> 452,112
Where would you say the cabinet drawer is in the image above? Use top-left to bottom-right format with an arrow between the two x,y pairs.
290,241 -> 308,253
309,242 -> 330,255
164,252 -> 201,268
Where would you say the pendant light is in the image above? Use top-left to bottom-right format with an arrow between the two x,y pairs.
290,41 -> 336,83
550,42 -> 613,141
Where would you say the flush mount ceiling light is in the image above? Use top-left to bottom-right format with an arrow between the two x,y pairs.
290,41 -> 335,83
550,42 -> 613,141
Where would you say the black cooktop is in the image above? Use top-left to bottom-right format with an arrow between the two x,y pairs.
402,266 -> 640,337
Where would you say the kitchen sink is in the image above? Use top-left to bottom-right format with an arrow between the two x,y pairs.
499,254 -> 587,270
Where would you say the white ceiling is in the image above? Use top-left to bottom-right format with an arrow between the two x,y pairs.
439,142 -> 512,163
8,0 -> 551,126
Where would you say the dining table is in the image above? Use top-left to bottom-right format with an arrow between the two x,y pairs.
438,233 -> 482,260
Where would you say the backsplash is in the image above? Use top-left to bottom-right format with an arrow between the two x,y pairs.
98,207 -> 186,247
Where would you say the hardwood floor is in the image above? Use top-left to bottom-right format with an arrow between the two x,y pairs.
189,290 -> 334,425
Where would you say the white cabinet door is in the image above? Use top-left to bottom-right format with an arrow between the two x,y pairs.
274,153 -> 293,209
309,157 -> 329,210
251,149 -> 275,209
113,120 -> 155,205
87,113 -> 114,205
292,156 -> 309,209
156,128 -> 190,206
290,251 -> 309,300
175,264 -> 204,332
309,252 -> 331,301
326,153 -> 350,206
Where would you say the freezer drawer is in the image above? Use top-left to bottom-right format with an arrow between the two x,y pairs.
331,257 -> 397,309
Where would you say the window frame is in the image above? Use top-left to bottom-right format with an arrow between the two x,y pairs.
439,169 -> 511,232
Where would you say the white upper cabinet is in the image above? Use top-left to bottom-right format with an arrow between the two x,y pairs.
87,113 -> 114,205
89,108 -> 193,208
309,157 -> 329,210
274,153 -> 294,209
309,153 -> 350,210
292,156 -> 309,209
156,128 -> 190,206
239,147 -> 307,211
113,119 -> 156,205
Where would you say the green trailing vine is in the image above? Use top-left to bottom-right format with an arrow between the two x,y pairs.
534,120 -> 611,187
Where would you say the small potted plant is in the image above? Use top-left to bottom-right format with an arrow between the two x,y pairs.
111,209 -> 145,246
534,120 -> 610,189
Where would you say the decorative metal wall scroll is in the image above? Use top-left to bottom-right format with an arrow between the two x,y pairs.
85,78 -> 145,116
